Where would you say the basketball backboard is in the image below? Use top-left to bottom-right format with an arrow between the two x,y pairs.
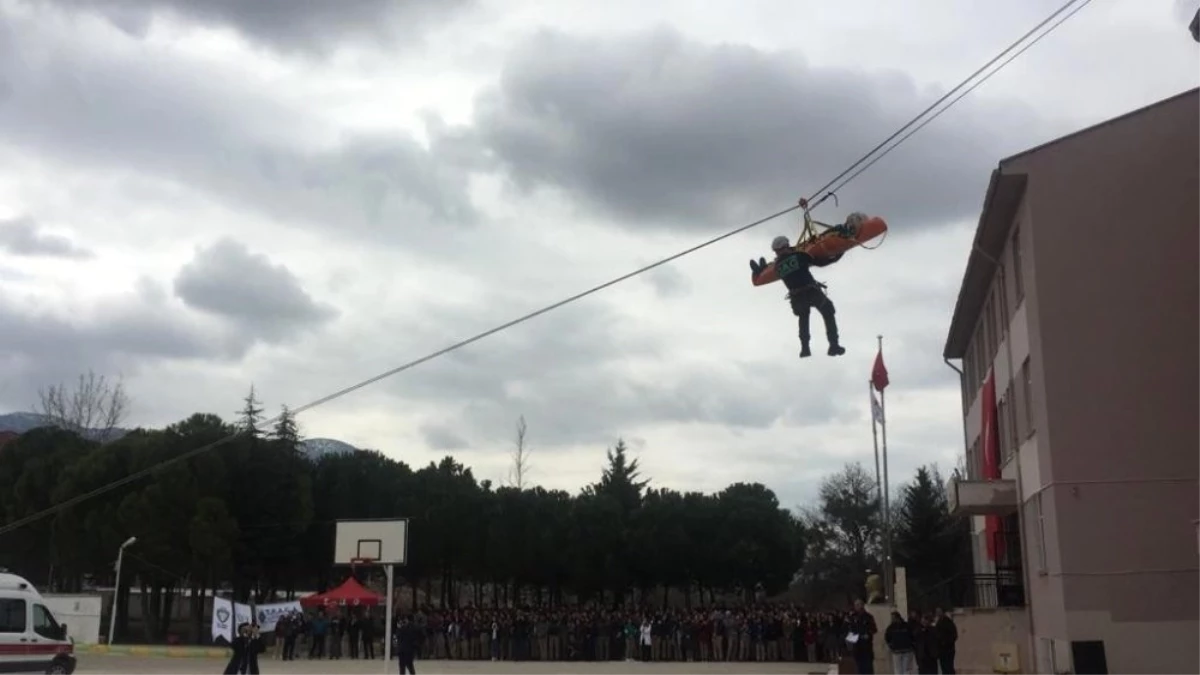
334,518 -> 408,566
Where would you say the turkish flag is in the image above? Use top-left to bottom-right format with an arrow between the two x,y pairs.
871,348 -> 889,391
981,368 -> 1005,561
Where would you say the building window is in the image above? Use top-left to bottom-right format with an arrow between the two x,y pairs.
1033,492 -> 1048,574
0,598 -> 25,633
997,394 -> 1010,462
1007,383 -> 1019,456
964,338 -> 977,408
1012,227 -> 1025,303
984,293 -> 998,366
997,275 -> 1009,337
997,384 -> 1019,463
1021,357 -> 1035,438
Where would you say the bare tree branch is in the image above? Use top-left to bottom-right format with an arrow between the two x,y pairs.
507,415 -> 532,490
36,370 -> 130,440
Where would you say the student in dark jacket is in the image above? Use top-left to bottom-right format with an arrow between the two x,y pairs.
245,624 -> 264,674
223,624 -> 250,675
845,599 -> 877,674
933,608 -> 958,674
884,611 -> 915,674
394,615 -> 421,674
912,612 -> 939,674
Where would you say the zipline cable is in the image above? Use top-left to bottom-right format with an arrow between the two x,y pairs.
821,0 -> 1094,199
0,0 -> 1089,537
803,0 -> 1088,208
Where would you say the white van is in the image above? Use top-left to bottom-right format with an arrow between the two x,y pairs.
0,573 -> 76,674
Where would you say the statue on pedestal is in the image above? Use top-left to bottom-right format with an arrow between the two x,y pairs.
865,569 -> 885,604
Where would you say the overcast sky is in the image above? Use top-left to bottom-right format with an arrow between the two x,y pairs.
1,0 -> 1197,508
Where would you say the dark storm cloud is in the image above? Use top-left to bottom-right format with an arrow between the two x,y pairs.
0,216 -> 92,259
0,279 -> 250,412
173,238 -> 337,341
472,27 -> 1052,233
37,0 -> 476,55
0,11 -> 480,245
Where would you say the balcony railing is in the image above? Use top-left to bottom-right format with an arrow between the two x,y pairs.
907,530 -> 1026,611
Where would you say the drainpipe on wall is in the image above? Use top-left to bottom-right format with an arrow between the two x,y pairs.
942,358 -> 970,477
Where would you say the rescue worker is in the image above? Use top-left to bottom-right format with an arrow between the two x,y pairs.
750,236 -> 845,358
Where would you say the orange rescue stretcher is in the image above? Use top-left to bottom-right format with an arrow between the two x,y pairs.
751,213 -> 888,286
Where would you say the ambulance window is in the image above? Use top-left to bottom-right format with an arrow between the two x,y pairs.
32,604 -> 60,639
0,599 -> 26,633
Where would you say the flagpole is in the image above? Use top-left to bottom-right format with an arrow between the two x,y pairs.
878,334 -> 893,605
869,379 -> 884,561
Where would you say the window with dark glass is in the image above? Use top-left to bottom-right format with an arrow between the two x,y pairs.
0,598 -> 27,633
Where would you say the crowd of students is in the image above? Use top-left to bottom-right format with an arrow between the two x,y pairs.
265,602 -> 952,668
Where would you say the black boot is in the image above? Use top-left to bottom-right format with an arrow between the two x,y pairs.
800,342 -> 812,358
827,342 -> 845,356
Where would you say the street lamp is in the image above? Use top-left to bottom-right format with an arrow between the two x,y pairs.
106,537 -> 137,645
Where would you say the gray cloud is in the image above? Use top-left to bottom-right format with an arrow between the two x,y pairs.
644,265 -> 691,298
0,9 -> 480,247
174,238 -> 337,341
0,216 -> 92,259
0,278 -> 251,412
420,423 -> 470,451
296,290 -> 857,448
37,0 -> 475,55
473,27 -> 1054,233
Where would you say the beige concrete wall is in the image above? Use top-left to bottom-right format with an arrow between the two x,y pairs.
1062,609 -> 1199,674
868,606 -> 1029,674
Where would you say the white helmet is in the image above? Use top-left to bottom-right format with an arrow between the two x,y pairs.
771,235 -> 790,250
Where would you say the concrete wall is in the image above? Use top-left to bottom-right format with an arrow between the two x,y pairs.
867,606 -> 1029,674
43,594 -> 103,645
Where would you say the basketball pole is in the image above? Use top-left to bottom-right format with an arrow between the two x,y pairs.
383,564 -> 394,671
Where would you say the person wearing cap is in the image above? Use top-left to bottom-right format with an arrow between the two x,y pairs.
750,236 -> 845,358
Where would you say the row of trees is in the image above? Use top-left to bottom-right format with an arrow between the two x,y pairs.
0,375 -> 969,644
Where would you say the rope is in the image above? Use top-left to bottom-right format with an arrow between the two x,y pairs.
0,0 -> 1088,538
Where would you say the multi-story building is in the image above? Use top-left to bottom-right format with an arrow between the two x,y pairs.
942,88 -> 1199,674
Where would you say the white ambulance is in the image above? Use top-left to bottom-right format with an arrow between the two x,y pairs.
0,573 -> 76,674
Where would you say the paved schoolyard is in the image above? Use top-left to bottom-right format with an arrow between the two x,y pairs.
75,653 -> 835,674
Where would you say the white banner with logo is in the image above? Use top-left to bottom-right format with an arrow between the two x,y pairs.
255,600 -> 302,632
210,597 -> 253,643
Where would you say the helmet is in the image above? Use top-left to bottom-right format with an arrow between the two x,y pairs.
771,235 -> 790,250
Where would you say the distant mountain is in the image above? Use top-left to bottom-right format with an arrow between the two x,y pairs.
0,412 -> 361,458
0,412 -> 129,442
0,412 -> 49,434
299,438 -> 359,460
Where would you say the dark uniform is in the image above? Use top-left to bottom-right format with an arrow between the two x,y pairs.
752,236 -> 845,357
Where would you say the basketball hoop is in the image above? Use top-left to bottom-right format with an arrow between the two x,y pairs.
348,557 -> 377,586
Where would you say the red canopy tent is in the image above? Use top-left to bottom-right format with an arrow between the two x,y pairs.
299,576 -> 383,609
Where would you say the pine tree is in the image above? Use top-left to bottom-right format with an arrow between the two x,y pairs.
236,385 -> 266,441
591,438 -> 649,515
271,404 -> 302,454
892,465 -> 971,604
